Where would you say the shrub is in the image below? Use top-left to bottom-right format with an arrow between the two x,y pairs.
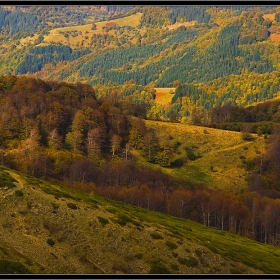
150,232 -> 164,240
178,256 -> 198,267
165,240 -> 178,250
149,261 -> 172,274
106,207 -> 117,213
15,190 -> 23,197
242,132 -> 254,141
114,214 -> 140,227
47,238 -> 55,247
195,249 -> 202,257
67,202 -> 77,210
97,216 -> 109,226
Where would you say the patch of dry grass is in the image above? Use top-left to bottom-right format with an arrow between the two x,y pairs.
42,13 -> 142,49
154,88 -> 175,105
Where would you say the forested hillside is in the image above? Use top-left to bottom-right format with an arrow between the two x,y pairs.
0,5 -> 280,123
0,75 -> 279,248
2,5 -> 280,274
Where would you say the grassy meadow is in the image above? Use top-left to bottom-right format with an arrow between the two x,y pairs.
135,120 -> 266,194
40,12 -> 142,49
0,165 -> 280,274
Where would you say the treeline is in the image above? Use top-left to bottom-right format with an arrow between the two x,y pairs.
134,5 -> 210,28
248,124 -> 280,195
88,179 -> 280,246
166,6 -> 210,24
199,99 -> 280,137
1,6 -> 123,32
0,75 -> 280,247
16,45 -> 90,74
163,70 -> 280,124
6,7 -> 276,89
0,75 -> 185,178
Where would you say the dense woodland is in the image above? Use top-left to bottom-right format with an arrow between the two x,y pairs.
0,5 -> 278,90
0,75 -> 280,246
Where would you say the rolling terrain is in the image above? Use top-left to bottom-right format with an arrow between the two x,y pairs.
140,120 -> 265,194
0,166 -> 279,274
1,5 -> 280,275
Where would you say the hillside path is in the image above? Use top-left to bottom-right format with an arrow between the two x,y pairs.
206,142 -> 251,155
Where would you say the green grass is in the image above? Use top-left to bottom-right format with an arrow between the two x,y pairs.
0,168 -> 18,189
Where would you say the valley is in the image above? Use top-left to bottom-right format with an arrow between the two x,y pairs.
0,4 -> 280,275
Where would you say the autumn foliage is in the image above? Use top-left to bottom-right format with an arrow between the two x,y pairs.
1,75 -> 280,246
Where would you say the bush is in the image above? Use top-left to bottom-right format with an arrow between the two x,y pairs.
15,190 -> 23,197
178,256 -> 198,267
66,202 -> 77,210
195,249 -> 202,257
97,216 -> 109,226
149,261 -> 172,274
165,240 -> 178,250
51,202 -> 60,210
150,232 -> 164,240
114,214 -> 140,227
242,132 -> 254,141
47,238 -> 55,247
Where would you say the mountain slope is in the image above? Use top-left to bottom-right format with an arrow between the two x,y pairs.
0,166 -> 280,274
140,120 -> 265,193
